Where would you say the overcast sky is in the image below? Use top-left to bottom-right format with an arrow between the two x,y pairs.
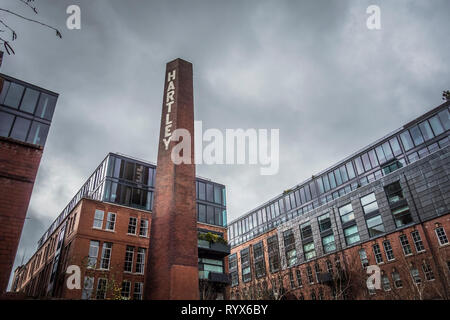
2,0 -> 449,288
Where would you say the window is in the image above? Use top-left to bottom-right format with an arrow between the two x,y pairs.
105,212 -> 115,231
392,271 -> 402,288
306,266 -> 314,284
100,242 -> 112,270
198,181 -> 206,200
367,215 -> 385,237
296,269 -> 302,287
300,222 -> 313,239
214,185 -> 222,204
382,160 -> 403,175
400,131 -> 414,151
93,210 -> 104,229
81,276 -> 94,300
435,227 -> 449,246
135,248 -> 145,274
422,262 -> 435,281
383,240 -> 395,261
437,109 -> 450,131
318,213 -> 332,232
198,204 -> 206,223
133,282 -> 143,300
322,234 -> 336,253
128,217 -> 137,234
283,230 -> 297,267
385,182 -> 413,228
399,235 -> 412,256
359,249 -> 369,268
124,246 -> 134,272
314,263 -> 322,282
302,241 -> 315,261
240,248 -> 251,282
410,268 -> 421,284
96,278 -> 107,300
88,241 -> 99,268
228,253 -> 237,270
10,117 -> 31,141
139,219 -> 149,237
289,270 -> 295,289
231,271 -> 239,287
35,93 -> 57,120
267,235 -> 280,273
0,111 -> 14,137
339,203 -> 355,224
411,231 -> 425,252
429,114 -> 445,136
4,82 -> 24,109
121,281 -> 131,299
344,225 -> 360,245
373,244 -> 383,264
20,88 -> 39,113
361,193 -> 378,215
382,275 -> 391,291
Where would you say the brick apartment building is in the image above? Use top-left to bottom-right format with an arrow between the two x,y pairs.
10,152 -> 230,300
0,64 -> 58,294
227,102 -> 450,300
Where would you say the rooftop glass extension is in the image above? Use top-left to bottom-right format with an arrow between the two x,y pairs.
0,74 -> 58,147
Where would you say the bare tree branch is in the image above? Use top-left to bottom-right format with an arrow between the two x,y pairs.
17,0 -> 38,14
0,8 -> 62,39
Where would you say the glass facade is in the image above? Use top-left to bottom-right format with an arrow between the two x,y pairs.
37,153 -> 227,248
0,74 -> 58,147
228,104 -> 450,247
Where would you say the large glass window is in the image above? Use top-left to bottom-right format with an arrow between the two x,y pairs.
400,131 -> 414,151
198,181 -> 206,200
322,234 -> 336,253
10,117 -> 31,141
366,215 -> 385,237
26,121 -> 50,146
318,213 -> 332,232
303,242 -> 316,260
0,111 -> 14,137
300,222 -> 313,239
3,82 -> 24,109
339,203 -> 354,224
20,88 -> 39,114
385,181 -> 413,228
428,115 -> 444,136
409,125 -> 424,146
418,120 -> 434,141
389,137 -> 402,156
361,193 -> 378,214
344,225 -> 360,245
355,156 -> 365,175
35,93 -> 57,120
438,109 -> 450,131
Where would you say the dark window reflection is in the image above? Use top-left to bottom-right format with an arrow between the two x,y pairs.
10,117 -> 30,141
4,82 -> 24,109
20,88 -> 39,114
35,93 -> 57,121
26,121 -> 49,146
0,111 -> 14,137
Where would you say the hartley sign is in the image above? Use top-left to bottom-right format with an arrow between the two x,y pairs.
163,69 -> 176,150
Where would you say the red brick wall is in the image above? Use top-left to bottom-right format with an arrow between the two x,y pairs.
230,214 -> 450,300
0,137 -> 43,293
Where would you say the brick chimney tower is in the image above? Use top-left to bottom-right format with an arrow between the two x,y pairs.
145,58 -> 198,299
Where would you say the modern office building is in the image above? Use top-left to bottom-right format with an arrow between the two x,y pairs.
10,152 -> 230,300
0,67 -> 58,294
228,102 -> 450,300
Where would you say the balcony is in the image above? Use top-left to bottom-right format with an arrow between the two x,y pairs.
199,270 -> 231,284
198,239 -> 230,257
